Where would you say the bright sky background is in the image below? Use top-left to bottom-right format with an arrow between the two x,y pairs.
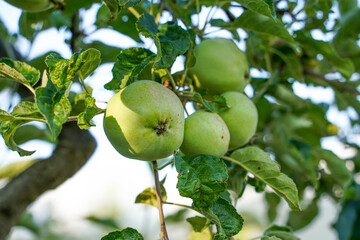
0,1 -> 359,239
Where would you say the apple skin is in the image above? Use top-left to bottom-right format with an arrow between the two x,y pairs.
180,110 -> 230,157
219,91 -> 258,150
5,0 -> 53,12
190,38 -> 249,95
103,80 -> 185,161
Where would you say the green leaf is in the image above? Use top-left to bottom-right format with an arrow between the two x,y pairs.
0,59 -> 40,91
103,0 -> 120,21
0,160 -> 38,179
227,147 -> 301,211
104,48 -> 156,91
287,199 -> 318,231
227,165 -> 247,199
296,31 -> 354,79
263,225 -> 300,240
212,10 -> 293,42
1,102 -> 43,156
154,22 -> 191,68
86,215 -> 120,229
312,148 -> 352,188
247,176 -> 266,192
0,109 -> 15,122
95,5 -> 143,43
45,49 -> 99,89
78,41 -> 121,64
335,185 -> 360,240
235,0 -> 275,18
135,185 -> 167,207
136,13 -> 158,38
265,192 -> 281,222
19,10 -> 53,40
175,154 -> 228,208
261,236 -> 281,240
196,197 -> 243,239
78,48 -> 101,80
101,228 -> 144,240
186,216 -> 208,232
13,125 -> 52,144
35,81 -> 71,140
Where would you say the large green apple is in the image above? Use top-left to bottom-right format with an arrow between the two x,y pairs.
103,80 -> 185,161
5,0 -> 54,11
219,91 -> 258,150
180,110 -> 230,157
190,38 -> 249,95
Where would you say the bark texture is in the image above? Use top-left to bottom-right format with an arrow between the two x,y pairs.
0,122 -> 96,239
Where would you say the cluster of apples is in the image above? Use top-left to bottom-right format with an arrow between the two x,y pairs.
103,38 -> 258,161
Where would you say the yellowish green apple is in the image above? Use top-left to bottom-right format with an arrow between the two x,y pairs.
180,110 -> 230,157
190,38 -> 249,95
219,91 -> 258,150
103,80 -> 185,161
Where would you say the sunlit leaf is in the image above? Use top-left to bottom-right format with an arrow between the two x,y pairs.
227,147 -> 301,211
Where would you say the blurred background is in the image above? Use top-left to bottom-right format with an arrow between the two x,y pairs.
0,0 -> 359,239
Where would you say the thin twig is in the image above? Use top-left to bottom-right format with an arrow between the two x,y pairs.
152,161 -> 169,240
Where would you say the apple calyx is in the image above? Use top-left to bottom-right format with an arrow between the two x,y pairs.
154,121 -> 169,136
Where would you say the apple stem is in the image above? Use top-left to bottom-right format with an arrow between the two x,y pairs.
152,161 -> 169,240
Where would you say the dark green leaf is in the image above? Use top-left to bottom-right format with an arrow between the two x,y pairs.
35,81 -> 71,140
101,228 -> 144,240
197,197 -> 243,239
175,154 -> 228,208
212,10 -> 293,42
227,165 -> 247,199
247,176 -> 266,192
228,147 -> 301,211
186,216 -> 208,232
136,13 -> 158,38
104,48 -> 156,91
335,186 -> 360,240
154,22 -> 190,68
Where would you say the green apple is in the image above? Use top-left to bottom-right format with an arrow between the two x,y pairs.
5,0 -> 54,11
190,38 -> 249,95
103,80 -> 185,161
219,91 -> 258,150
180,110 -> 230,157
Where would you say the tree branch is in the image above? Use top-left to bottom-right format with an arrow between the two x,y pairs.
0,122 -> 97,239
304,70 -> 360,96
